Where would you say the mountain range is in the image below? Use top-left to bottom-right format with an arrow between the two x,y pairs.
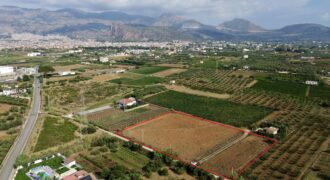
1,6 -> 330,41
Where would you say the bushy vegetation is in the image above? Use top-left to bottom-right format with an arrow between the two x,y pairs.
34,116 -> 78,152
131,66 -> 171,74
0,137 -> 15,164
110,76 -> 164,86
131,85 -> 167,98
145,90 -> 272,127
0,96 -> 28,106
0,105 -> 26,131
81,126 -> 96,134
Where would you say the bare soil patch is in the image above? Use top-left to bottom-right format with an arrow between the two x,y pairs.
165,85 -> 231,99
89,74 -> 119,83
54,64 -> 86,71
0,103 -> 11,113
122,112 -> 242,162
157,63 -> 186,68
200,135 -> 269,177
246,80 -> 258,88
0,131 -> 8,139
153,68 -> 187,77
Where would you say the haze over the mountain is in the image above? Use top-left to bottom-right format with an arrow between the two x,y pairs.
217,18 -> 266,33
1,6 -> 330,41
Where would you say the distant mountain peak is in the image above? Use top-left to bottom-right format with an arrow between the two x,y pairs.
217,18 -> 266,33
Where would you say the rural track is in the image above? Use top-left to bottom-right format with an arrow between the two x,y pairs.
0,76 -> 41,180
196,131 -> 249,164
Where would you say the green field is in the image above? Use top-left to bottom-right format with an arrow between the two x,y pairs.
309,85 -> 330,99
109,76 -> 164,86
131,66 -> 171,74
109,78 -> 133,84
34,116 -> 78,152
108,147 -> 149,170
252,79 -> 308,96
145,91 -> 272,127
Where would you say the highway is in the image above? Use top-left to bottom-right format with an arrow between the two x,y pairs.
0,76 -> 41,180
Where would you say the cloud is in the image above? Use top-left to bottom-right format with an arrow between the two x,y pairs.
322,12 -> 330,21
1,0 -> 329,28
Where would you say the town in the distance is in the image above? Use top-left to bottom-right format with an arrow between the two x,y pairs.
0,3 -> 330,180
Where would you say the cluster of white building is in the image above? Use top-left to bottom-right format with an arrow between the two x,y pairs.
0,66 -> 37,82
27,52 -> 43,57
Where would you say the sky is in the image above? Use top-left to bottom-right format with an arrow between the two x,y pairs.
0,0 -> 330,29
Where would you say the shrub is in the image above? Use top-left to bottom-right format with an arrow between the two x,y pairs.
81,126 -> 96,134
158,168 -> 169,176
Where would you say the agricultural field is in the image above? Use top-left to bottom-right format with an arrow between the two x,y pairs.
0,96 -> 28,164
153,68 -> 187,77
156,63 -> 186,68
33,116 -> 78,152
252,79 -> 308,97
121,111 -> 273,178
230,89 -> 319,110
87,105 -> 169,131
170,69 -> 254,94
304,147 -> 330,180
109,76 -> 164,86
309,84 -> 330,100
200,135 -> 270,177
43,82 -> 127,113
131,66 -> 171,74
145,90 -> 272,127
243,109 -> 330,180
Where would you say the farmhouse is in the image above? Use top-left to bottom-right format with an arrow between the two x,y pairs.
0,66 -> 14,74
58,71 -> 76,76
63,157 -> 76,168
118,97 -> 137,108
99,57 -> 109,63
27,52 -> 42,57
114,69 -> 126,74
265,127 -> 279,135
0,89 -> 18,96
62,170 -> 95,180
0,66 -> 37,82
305,80 -> 318,86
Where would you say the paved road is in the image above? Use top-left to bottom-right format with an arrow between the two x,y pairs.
0,76 -> 41,180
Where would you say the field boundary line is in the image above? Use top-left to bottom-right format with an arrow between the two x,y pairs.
116,110 -> 277,179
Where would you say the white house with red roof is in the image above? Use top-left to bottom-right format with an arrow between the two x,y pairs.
118,97 -> 137,108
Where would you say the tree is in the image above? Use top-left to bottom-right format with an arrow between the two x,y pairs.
39,65 -> 55,77
22,75 -> 30,81
81,126 -> 96,134
158,168 -> 169,176
15,154 -> 29,167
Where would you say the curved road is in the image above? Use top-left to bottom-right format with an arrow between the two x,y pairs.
0,76 -> 41,180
